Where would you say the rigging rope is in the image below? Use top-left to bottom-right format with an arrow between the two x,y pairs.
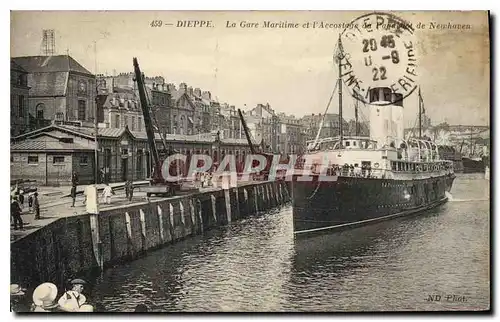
311,79 -> 339,148
307,180 -> 322,200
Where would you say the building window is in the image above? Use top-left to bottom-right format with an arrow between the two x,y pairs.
124,116 -> 128,128
138,117 -> 142,131
36,103 -> 45,119
28,156 -> 38,164
18,95 -> 25,118
53,156 -> 65,163
136,149 -> 143,171
131,116 -> 135,131
115,115 -> 120,128
55,112 -> 64,121
80,155 -> 89,165
78,100 -> 86,121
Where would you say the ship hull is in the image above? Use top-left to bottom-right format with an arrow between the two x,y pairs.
291,173 -> 455,236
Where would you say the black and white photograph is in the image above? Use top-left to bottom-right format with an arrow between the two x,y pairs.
9,10 -> 490,313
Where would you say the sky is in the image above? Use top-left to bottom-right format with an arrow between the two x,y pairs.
10,10 -> 490,127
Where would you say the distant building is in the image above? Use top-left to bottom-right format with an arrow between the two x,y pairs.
11,124 -> 254,186
300,113 -> 349,141
10,60 -> 30,136
12,55 -> 96,130
244,103 -> 305,154
277,114 -> 305,155
98,73 -> 170,133
220,104 -> 242,140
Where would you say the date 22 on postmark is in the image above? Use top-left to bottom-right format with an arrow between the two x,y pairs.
338,12 -> 418,105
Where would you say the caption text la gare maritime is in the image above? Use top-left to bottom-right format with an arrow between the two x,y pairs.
152,19 -> 472,30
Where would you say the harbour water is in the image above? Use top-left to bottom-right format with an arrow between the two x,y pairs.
90,173 -> 490,312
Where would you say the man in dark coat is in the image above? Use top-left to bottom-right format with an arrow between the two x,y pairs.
11,197 -> 23,230
71,171 -> 79,187
70,185 -> 77,207
33,192 -> 40,220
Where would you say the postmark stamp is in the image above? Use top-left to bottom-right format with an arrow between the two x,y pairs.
338,12 -> 418,105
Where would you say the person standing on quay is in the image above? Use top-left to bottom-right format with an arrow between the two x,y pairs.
70,171 -> 79,208
33,192 -> 40,220
102,183 -> 114,204
11,197 -> 23,230
70,185 -> 77,207
125,180 -> 130,200
128,180 -> 134,202
71,171 -> 79,186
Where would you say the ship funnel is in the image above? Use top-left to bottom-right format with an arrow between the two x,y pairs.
368,87 -> 405,148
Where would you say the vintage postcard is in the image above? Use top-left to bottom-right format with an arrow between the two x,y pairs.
10,10 -> 490,312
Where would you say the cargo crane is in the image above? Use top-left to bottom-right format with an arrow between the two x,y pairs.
133,57 -> 180,197
238,109 -> 277,180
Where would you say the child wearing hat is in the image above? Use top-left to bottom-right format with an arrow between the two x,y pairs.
58,279 -> 94,312
31,282 -> 59,312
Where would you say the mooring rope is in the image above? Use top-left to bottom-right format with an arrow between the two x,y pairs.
307,180 -> 322,200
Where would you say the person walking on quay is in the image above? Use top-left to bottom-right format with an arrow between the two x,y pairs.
100,167 -> 105,184
33,192 -> 40,220
10,284 -> 29,312
72,171 -> 79,187
11,197 -> 23,230
125,180 -> 130,200
127,180 -> 134,202
28,192 -> 33,212
102,183 -> 114,205
70,184 -> 77,207
58,279 -> 93,312
31,282 -> 59,312
18,189 -> 25,207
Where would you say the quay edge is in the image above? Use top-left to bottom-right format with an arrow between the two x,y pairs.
11,180 -> 291,289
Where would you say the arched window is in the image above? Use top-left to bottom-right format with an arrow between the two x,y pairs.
180,115 -> 185,134
35,103 -> 45,119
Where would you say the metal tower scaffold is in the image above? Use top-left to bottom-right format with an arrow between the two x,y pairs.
41,29 -> 55,56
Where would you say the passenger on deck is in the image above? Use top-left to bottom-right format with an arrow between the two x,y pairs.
354,164 -> 361,177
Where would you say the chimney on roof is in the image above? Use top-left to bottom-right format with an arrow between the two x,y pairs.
187,86 -> 193,97
202,91 -> 211,100
167,83 -> 176,92
194,88 -> 201,97
179,83 -> 187,93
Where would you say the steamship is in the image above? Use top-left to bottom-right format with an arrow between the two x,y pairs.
291,79 -> 456,236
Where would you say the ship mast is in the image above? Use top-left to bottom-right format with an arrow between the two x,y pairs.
338,35 -> 344,146
355,99 -> 359,136
418,86 -> 422,139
